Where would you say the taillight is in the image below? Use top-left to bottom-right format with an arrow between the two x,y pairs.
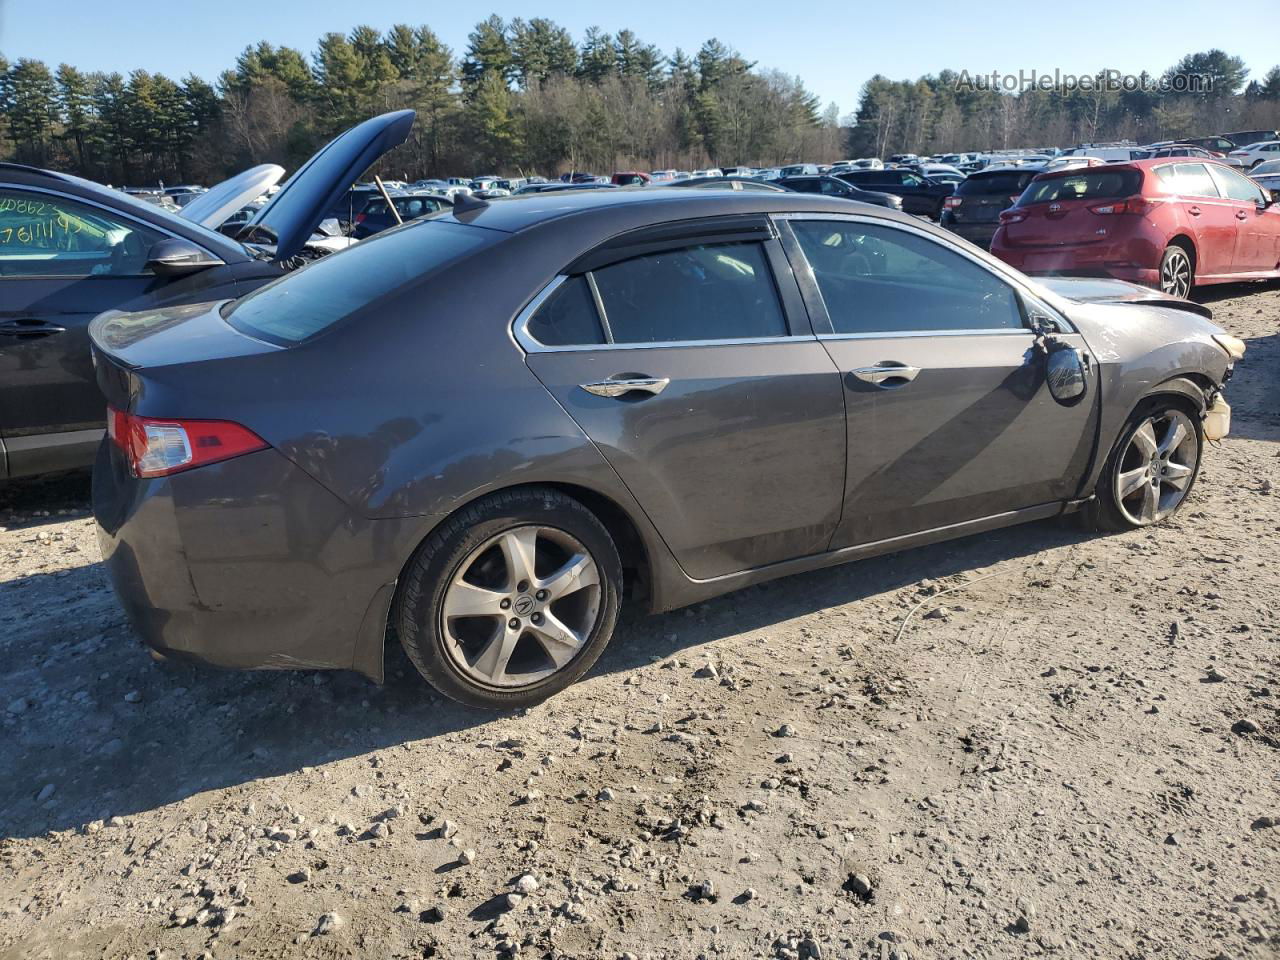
1008,195 -> 1021,205
943,196 -> 962,209
355,213 -> 366,224
999,208 -> 1029,224
107,407 -> 267,478
1088,195 -> 1152,216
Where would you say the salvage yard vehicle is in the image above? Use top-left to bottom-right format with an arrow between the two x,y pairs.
940,165 -> 1046,249
351,192 -> 453,239
90,188 -> 1242,708
991,158 -> 1280,297
0,110 -> 415,481
1248,158 -> 1280,196
776,174 -> 904,210
1228,140 -> 1280,169
832,167 -> 956,218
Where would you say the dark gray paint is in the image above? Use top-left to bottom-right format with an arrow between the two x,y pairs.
90,189 -> 1234,681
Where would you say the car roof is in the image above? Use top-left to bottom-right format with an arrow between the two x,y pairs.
434,186 -> 920,235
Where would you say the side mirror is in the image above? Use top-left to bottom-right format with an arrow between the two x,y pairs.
1259,189 -> 1274,209
1046,346 -> 1088,404
145,238 -> 225,277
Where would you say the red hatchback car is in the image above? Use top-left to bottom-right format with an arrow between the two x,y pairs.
990,158 -> 1280,297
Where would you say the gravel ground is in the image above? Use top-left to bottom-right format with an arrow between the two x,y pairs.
1,283 -> 1278,960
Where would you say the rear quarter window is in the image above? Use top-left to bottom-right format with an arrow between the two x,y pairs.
224,220 -> 494,344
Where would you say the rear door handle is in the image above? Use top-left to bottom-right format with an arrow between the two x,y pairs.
1188,206 -> 1201,217
851,364 -> 921,387
0,319 -> 67,338
1236,210 -> 1249,220
580,376 -> 670,398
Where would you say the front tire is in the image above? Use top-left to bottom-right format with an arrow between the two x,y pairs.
396,488 -> 622,709
1086,399 -> 1203,531
1159,245 -> 1193,298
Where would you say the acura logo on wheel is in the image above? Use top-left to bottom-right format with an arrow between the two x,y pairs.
513,595 -> 536,616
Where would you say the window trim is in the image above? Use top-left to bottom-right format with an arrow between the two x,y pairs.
772,212 -> 1073,337
512,236 -> 811,354
0,181 -> 214,280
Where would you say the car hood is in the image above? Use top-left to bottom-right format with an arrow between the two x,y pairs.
1037,276 -> 1213,319
178,164 -> 284,230
237,109 -> 415,262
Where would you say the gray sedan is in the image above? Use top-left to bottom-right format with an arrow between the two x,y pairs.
90,189 -> 1243,708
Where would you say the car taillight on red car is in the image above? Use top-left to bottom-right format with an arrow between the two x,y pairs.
108,407 -> 267,478
998,207 -> 1029,224
1088,195 -> 1154,216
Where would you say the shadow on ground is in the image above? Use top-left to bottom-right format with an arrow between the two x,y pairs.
0,489 -> 1093,839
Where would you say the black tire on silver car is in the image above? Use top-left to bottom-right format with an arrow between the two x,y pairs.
1158,244 -> 1193,299
1087,398 -> 1203,532
396,487 -> 622,708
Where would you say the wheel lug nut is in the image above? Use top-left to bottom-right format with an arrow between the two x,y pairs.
535,590 -> 548,601
517,580 -> 530,592
531,613 -> 543,625
500,598 -> 511,610
508,618 -> 520,629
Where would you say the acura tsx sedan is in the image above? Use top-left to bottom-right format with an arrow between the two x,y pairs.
90,189 -> 1244,708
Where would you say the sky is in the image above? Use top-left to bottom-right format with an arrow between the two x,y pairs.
2,0 -> 1277,116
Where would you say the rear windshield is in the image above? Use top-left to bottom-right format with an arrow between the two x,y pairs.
224,220 -> 494,344
1021,170 -> 1143,205
957,171 -> 1037,196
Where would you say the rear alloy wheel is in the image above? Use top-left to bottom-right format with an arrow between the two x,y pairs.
1159,245 -> 1193,298
1089,402 -> 1202,531
396,488 -> 622,708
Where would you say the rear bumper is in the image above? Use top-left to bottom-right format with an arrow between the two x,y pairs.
93,440 -> 416,680
942,221 -> 999,249
992,237 -> 1160,289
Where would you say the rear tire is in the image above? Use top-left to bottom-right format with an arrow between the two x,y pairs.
1084,398 -> 1203,532
396,487 -> 622,709
1159,244 -> 1193,298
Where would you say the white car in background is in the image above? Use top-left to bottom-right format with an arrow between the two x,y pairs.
1228,140 -> 1280,169
1247,157 -> 1280,196
1042,156 -> 1106,172
691,168 -> 724,178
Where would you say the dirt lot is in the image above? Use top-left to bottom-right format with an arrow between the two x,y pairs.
1,284 -> 1278,960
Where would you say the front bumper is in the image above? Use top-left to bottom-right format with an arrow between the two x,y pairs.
93,440 -> 413,679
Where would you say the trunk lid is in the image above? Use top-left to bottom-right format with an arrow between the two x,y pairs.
179,164 -> 285,230
998,166 -> 1145,248
236,110 -> 415,262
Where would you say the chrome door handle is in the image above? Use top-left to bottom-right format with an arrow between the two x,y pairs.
580,376 -> 670,398
0,319 -> 67,338
851,364 -> 921,386
1188,206 -> 1201,217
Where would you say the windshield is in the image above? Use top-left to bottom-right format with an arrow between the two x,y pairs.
1021,170 -> 1143,205
224,220 -> 495,344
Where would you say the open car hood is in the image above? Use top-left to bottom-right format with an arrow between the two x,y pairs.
179,164 -> 284,230
1037,276 -> 1212,319
237,110 -> 415,262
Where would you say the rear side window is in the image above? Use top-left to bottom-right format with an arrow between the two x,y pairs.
792,220 -> 1023,335
592,242 -> 787,344
1021,170 -> 1143,204
1166,163 -> 1220,198
225,220 -> 493,344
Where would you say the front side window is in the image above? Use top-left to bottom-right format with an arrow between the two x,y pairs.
1206,164 -> 1266,204
792,220 -> 1024,335
0,188 -> 165,278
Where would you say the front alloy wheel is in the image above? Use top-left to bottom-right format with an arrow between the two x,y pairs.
1113,410 -> 1198,525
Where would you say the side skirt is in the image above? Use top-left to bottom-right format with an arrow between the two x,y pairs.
656,502 -> 1068,612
